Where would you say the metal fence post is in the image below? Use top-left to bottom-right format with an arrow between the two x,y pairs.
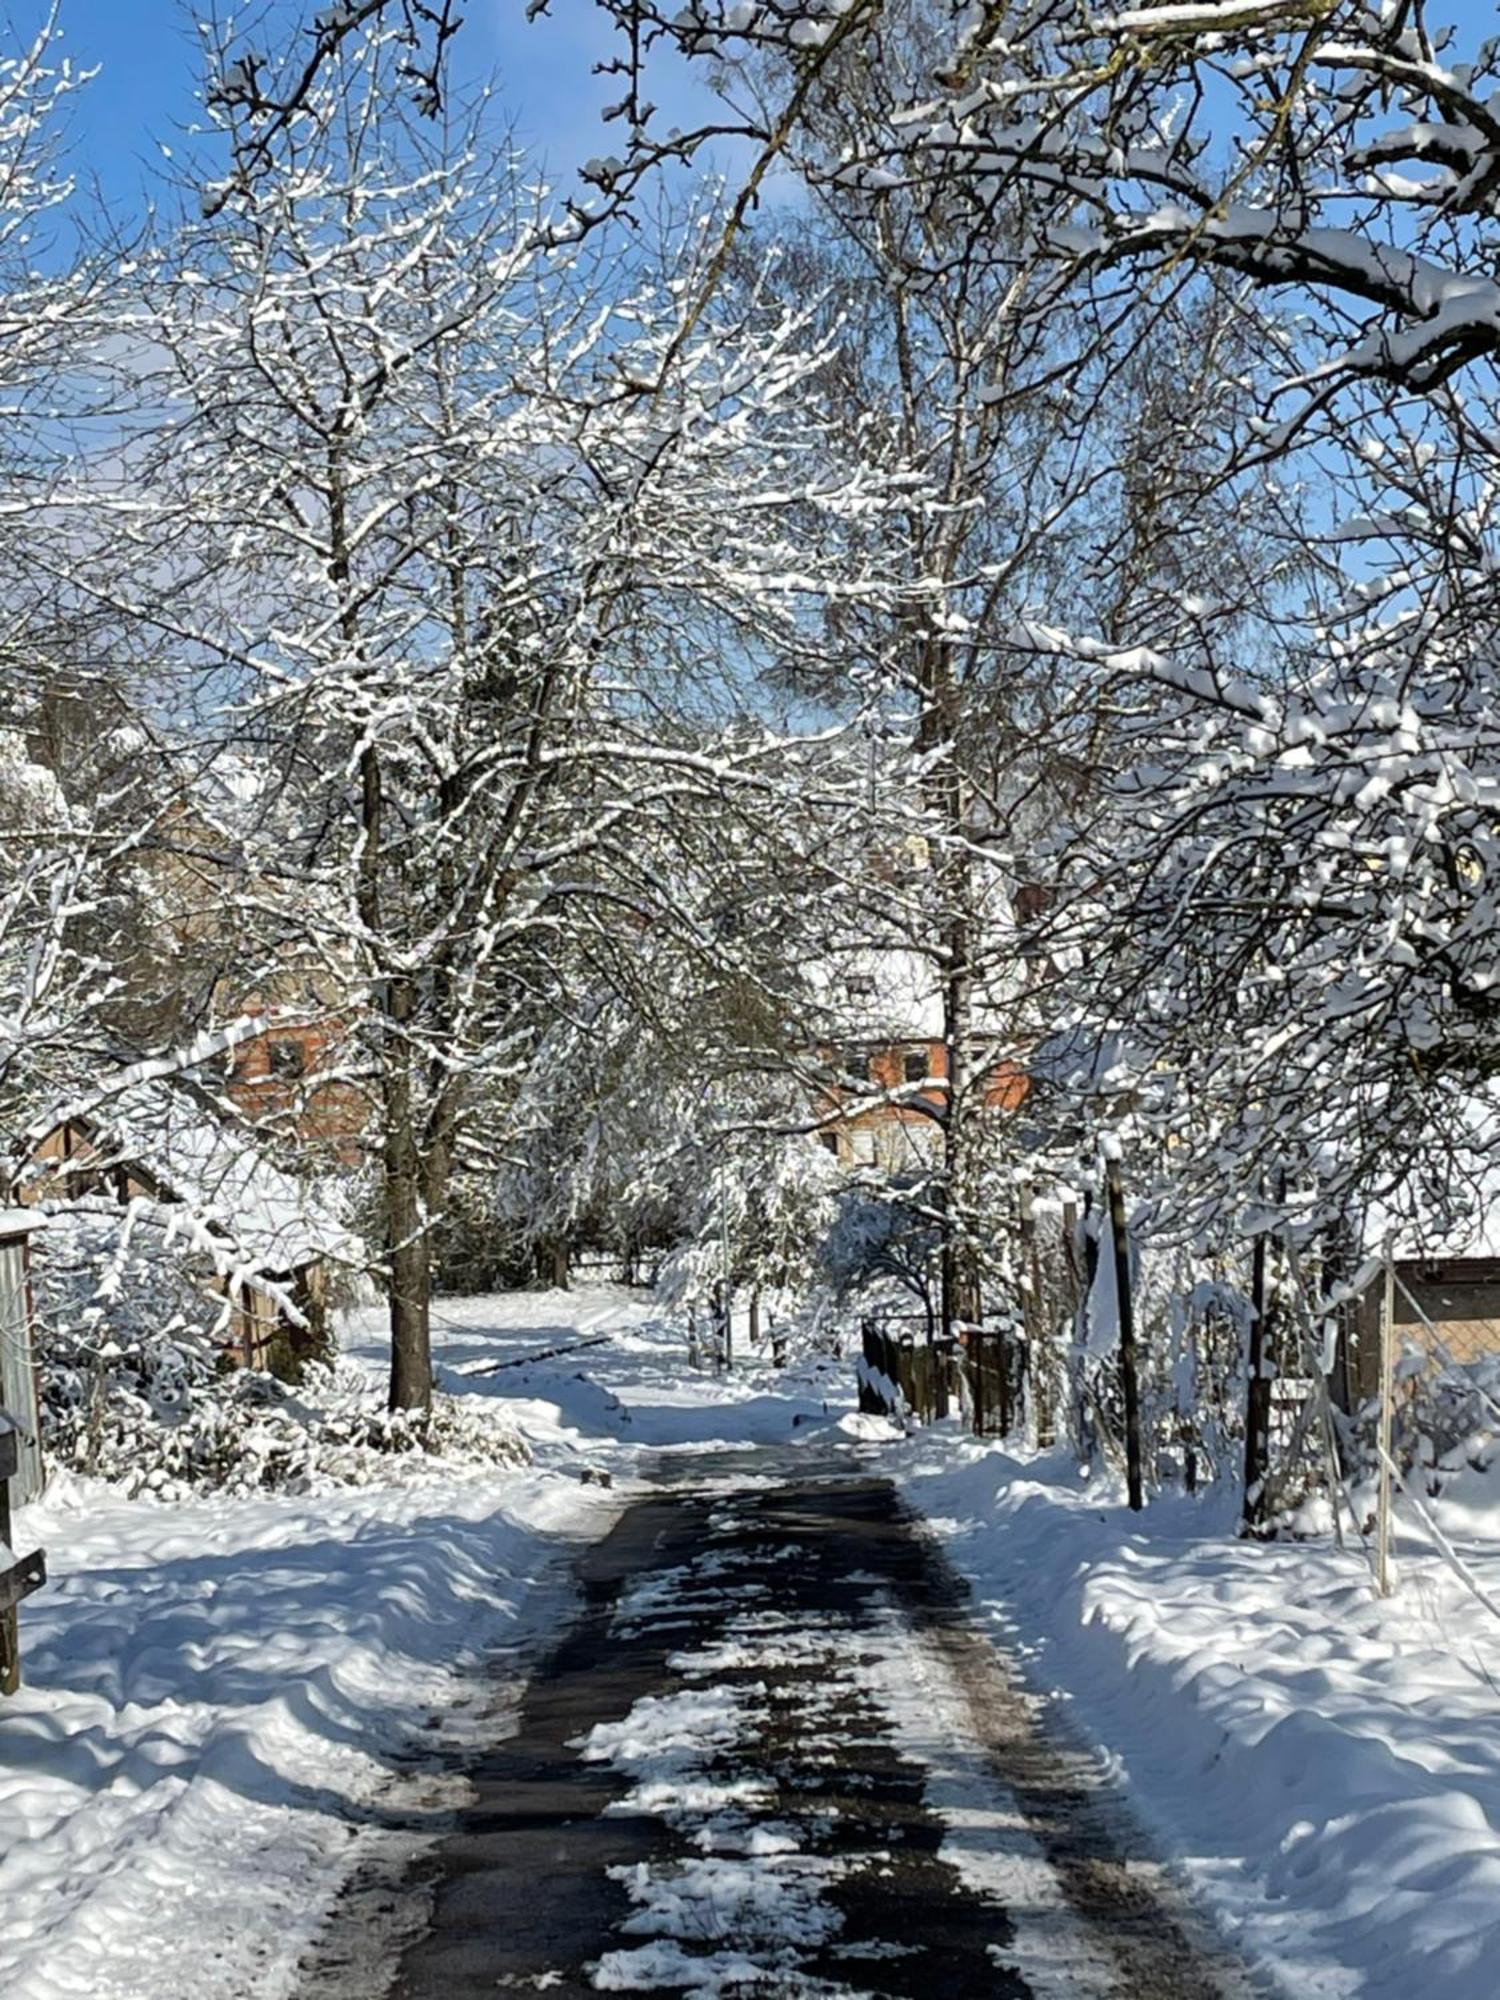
1376,1250 -> 1396,1598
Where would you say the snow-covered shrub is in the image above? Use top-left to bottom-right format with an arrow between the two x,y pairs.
31,1209 -> 527,1499
50,1361 -> 529,1503
821,1179 -> 937,1323
33,1209 -> 227,1451
430,1174 -> 537,1294
1337,1348 -> 1500,1502
652,1137 -> 848,1363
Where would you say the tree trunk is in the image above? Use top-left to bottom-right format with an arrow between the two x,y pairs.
336,437 -> 437,1416
941,897 -> 983,1338
1019,1181 -> 1052,1445
358,735 -> 435,1415
919,621 -> 982,1348
387,1213 -> 432,1413
384,1013 -> 433,1413
536,1237 -> 569,1290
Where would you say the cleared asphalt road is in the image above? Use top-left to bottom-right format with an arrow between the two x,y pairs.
314,1472 -> 1258,1999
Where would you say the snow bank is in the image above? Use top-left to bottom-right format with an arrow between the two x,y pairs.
898,1436 -> 1500,2000
0,1290 -> 639,2000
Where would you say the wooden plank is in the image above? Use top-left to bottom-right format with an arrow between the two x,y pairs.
0,1241 -> 43,1504
0,1546 -> 45,1615
0,1474 -> 15,1693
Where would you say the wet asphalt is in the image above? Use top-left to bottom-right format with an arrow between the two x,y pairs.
328,1470 -> 1258,2000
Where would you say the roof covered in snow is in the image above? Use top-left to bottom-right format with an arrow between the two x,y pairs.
810,945 -> 1020,1043
31,1083 -> 361,1278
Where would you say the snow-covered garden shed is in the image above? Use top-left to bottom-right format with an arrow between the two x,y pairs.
24,1085 -> 360,1377
1338,1144 -> 1500,1412
0,1209 -> 44,1503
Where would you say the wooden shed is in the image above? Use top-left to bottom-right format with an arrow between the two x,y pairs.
24,1084 -> 359,1379
1340,1255 -> 1500,1409
0,1210 -> 45,1504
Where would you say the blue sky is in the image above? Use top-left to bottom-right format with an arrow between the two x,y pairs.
10,0 -> 719,218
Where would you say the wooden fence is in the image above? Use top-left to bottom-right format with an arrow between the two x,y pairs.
569,1249 -> 662,1289
857,1317 -> 1023,1436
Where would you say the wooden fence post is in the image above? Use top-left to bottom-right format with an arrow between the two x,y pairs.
0,1465 -> 14,1696
1105,1155 -> 1144,1512
0,1417 -> 47,1696
857,1316 -> 878,1414
1243,1227 -> 1272,1533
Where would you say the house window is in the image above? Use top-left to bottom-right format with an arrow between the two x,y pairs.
851,1129 -> 877,1166
819,1131 -> 839,1155
840,1046 -> 869,1081
904,1050 -> 928,1085
269,1039 -> 307,1081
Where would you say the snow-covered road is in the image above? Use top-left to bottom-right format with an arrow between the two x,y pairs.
13,1289 -> 1498,2000
339,1470 -> 1249,2000
0,1291 -> 854,2000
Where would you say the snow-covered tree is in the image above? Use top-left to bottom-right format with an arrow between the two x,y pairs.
119,24 -> 884,1410
0,21 -> 211,1185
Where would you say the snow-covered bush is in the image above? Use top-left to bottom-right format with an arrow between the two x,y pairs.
33,1210 -> 226,1445
654,1136 -> 847,1361
1336,1349 -> 1500,1504
31,1210 -> 527,1499
44,1360 -> 529,1503
821,1180 -> 937,1324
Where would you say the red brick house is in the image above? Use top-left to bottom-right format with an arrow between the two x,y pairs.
815,948 -> 1029,1171
222,1011 -> 366,1166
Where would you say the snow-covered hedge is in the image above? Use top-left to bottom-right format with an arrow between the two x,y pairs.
1340,1350 -> 1500,1501
44,1358 -> 527,1502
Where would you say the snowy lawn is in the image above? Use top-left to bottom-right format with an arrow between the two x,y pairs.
0,1288 -> 851,2000
338,1287 -> 855,1467
896,1433 -> 1500,2000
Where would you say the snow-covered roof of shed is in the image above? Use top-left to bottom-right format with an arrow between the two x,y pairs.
35,1083 -> 360,1277
0,1209 -> 43,1239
